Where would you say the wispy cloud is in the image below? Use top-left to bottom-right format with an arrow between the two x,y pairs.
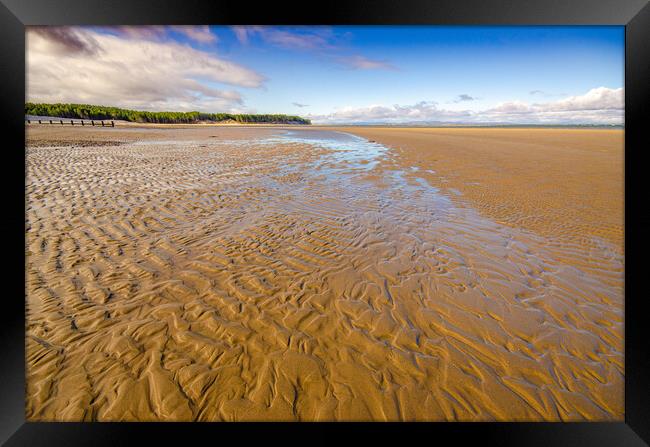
29,26 -> 101,56
170,26 -> 217,44
231,26 -> 333,51
337,55 -> 397,71
27,26 -> 264,112
292,102 -> 309,108
309,87 -> 624,125
529,89 -> 567,98
99,25 -> 217,45
231,26 -> 251,45
96,26 -> 165,41
454,94 -> 478,102
231,26 -> 397,71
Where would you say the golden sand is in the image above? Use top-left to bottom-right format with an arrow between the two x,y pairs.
324,127 -> 624,249
26,125 -> 624,421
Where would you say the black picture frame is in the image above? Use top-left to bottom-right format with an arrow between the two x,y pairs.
1,0 -> 648,445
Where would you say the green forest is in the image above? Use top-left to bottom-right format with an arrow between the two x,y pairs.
25,103 -> 311,125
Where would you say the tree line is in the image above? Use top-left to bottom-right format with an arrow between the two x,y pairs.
25,103 -> 311,125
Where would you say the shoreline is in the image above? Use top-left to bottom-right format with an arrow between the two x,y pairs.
324,126 -> 624,251
26,120 -> 623,130
25,125 -> 625,250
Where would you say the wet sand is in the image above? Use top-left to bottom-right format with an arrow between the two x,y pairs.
26,125 -> 624,421
323,127 -> 624,250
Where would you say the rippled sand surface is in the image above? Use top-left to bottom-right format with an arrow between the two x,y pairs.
325,127 -> 624,249
26,126 -> 623,421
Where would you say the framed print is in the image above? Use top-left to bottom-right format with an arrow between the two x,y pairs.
1,0 -> 649,444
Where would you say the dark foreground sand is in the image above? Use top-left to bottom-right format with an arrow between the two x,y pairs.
26,125 -> 623,421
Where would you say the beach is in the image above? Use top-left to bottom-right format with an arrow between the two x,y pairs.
25,125 -> 624,421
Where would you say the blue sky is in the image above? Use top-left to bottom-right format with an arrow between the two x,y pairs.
26,26 -> 624,124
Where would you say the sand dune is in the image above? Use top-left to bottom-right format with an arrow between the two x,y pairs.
26,126 -> 623,421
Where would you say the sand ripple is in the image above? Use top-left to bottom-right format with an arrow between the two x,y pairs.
26,129 -> 623,421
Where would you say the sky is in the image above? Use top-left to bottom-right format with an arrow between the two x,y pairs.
26,25 -> 624,125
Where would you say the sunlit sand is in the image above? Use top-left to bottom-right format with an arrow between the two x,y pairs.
26,125 -> 623,421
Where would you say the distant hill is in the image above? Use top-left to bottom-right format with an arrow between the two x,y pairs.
25,103 -> 311,125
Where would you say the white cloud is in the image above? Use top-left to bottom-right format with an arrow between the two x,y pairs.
487,100 -> 531,114
481,87 -> 624,123
337,55 -> 396,71
26,27 -> 265,112
310,87 -> 624,125
310,101 -> 471,124
539,86 -> 623,111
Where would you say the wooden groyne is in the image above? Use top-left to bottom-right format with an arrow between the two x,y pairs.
26,119 -> 115,127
